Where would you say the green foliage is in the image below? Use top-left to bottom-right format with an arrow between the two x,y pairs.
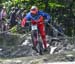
49,3 -> 65,8
9,25 -> 26,34
9,25 -> 17,33
0,0 -> 75,36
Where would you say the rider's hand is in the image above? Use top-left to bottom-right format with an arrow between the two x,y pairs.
44,19 -> 48,22
45,19 -> 50,24
44,19 -> 48,24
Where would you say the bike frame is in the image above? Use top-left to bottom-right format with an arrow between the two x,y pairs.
30,21 -> 43,55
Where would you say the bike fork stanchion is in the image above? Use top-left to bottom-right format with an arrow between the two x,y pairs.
31,30 -> 39,52
31,27 -> 43,55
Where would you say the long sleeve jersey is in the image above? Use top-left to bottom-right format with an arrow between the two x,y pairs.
21,10 -> 51,27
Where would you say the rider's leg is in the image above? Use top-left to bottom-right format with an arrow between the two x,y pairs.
38,24 -> 47,49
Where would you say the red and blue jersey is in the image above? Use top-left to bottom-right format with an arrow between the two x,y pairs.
21,10 -> 51,27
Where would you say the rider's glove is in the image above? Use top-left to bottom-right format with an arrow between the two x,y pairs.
45,19 -> 50,24
45,19 -> 48,22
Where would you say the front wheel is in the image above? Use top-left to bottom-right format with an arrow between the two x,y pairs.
36,41 -> 43,55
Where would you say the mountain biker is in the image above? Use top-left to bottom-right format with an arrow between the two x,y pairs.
21,6 -> 50,52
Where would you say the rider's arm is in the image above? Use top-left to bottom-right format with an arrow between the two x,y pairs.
21,12 -> 31,27
39,11 -> 51,23
21,18 -> 26,27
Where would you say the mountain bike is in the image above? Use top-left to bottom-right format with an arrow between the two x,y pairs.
31,22 -> 44,55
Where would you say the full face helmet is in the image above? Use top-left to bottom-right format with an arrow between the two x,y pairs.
30,6 -> 38,15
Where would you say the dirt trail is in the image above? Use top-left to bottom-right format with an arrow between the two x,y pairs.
0,52 -> 75,64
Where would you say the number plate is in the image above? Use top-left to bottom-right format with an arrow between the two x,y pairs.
31,25 -> 37,30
